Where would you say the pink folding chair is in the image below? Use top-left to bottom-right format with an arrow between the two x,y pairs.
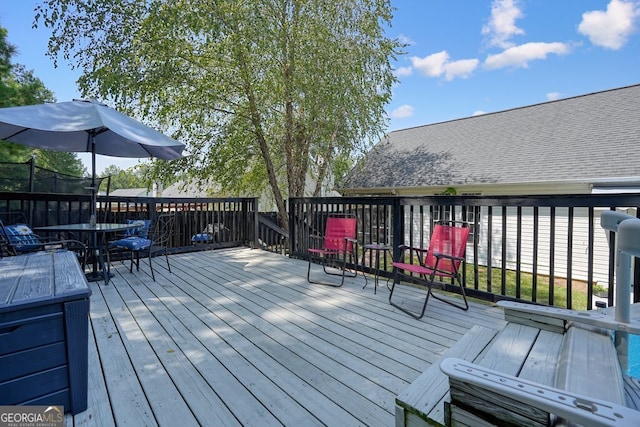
389,222 -> 470,319
307,215 -> 359,287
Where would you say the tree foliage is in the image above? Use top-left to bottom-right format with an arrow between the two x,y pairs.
99,163 -> 179,193
36,0 -> 401,224
0,26 -> 86,177
100,165 -> 147,193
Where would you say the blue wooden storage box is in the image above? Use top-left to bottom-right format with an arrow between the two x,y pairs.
0,250 -> 91,414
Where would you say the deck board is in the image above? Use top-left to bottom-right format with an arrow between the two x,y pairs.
65,248 -> 505,426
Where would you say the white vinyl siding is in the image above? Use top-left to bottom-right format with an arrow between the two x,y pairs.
403,206 -> 617,288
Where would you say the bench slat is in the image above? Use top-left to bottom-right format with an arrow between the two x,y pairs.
477,322 -> 539,375
518,329 -> 563,385
503,310 -> 565,334
447,378 -> 547,426
555,325 -> 625,405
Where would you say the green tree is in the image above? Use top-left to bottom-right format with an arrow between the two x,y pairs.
0,27 -> 17,106
37,0 -> 401,226
100,164 -> 148,192
0,25 -> 86,177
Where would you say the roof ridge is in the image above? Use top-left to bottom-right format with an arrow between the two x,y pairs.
388,82 -> 640,134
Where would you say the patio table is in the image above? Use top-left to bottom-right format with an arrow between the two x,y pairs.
361,243 -> 393,294
35,223 -> 138,284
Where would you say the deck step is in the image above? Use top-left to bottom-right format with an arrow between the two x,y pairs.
395,325 -> 498,427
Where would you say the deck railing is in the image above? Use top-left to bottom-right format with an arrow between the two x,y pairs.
289,194 -> 640,310
3,191 -> 640,310
0,192 -> 258,252
101,195 -> 258,250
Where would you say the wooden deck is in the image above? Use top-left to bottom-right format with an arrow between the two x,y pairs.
65,248 -> 505,426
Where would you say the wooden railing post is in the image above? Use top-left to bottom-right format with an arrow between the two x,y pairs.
250,198 -> 259,248
288,197 -> 295,256
391,197 -> 403,266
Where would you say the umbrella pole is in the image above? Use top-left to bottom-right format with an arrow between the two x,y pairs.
89,135 -> 100,279
91,136 -> 97,222
86,133 -> 112,284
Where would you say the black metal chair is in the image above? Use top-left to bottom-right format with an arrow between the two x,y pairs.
107,213 -> 175,281
0,212 -> 87,268
191,222 -> 230,244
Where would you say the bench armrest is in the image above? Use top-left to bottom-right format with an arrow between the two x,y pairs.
497,301 -> 640,334
440,357 -> 640,427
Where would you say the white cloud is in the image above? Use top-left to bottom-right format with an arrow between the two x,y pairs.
472,110 -> 487,116
390,105 -> 415,118
394,66 -> 413,77
444,59 -> 480,81
484,42 -> 571,69
411,51 -> 449,77
411,51 -> 479,80
546,92 -> 562,101
578,0 -> 639,49
482,0 -> 525,48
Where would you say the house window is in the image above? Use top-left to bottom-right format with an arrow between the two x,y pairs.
433,205 -> 452,223
462,205 -> 481,238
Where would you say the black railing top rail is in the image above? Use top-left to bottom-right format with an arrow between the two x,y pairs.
100,195 -> 258,204
292,193 -> 640,207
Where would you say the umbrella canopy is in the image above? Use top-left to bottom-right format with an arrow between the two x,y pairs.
0,99 -> 185,160
0,99 -> 186,219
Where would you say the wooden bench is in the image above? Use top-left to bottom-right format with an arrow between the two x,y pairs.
444,303 -> 640,426
396,301 -> 640,426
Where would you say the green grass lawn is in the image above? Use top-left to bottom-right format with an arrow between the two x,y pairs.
371,256 -> 592,310
462,266 -> 589,310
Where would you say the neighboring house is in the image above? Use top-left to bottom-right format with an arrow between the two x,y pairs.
103,187 -> 156,215
109,188 -> 155,198
341,84 -> 640,288
161,181 -> 211,198
163,175 -> 340,212
110,183 -> 210,198
342,83 -> 640,196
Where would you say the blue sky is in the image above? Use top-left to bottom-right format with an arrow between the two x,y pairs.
389,0 -> 640,130
1,0 -> 640,174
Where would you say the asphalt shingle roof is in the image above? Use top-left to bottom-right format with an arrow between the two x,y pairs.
343,84 -> 640,190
